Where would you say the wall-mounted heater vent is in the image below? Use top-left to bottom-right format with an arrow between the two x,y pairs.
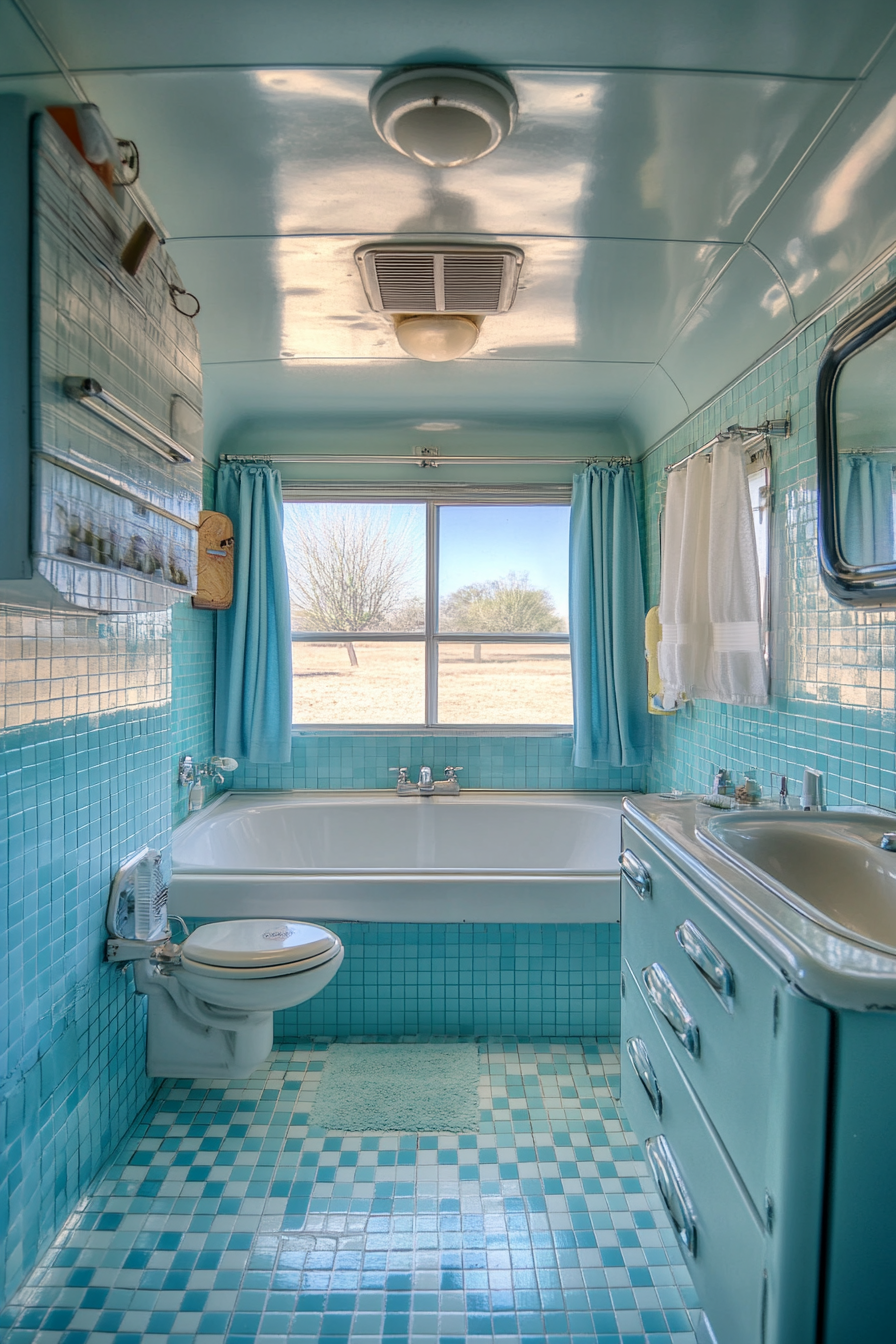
356,244 -> 524,314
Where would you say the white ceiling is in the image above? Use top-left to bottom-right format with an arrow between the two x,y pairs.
3,0 -> 896,457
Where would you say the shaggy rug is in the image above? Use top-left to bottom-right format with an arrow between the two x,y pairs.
307,1042 -> 481,1132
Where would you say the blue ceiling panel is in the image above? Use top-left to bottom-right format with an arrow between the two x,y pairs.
21,0 -> 896,79
657,245 -> 795,413
170,234 -> 737,367
83,68 -> 846,245
201,359 -> 649,458
751,36 -> 896,322
4,1 -> 896,453
618,366 -> 692,451
0,0 -> 55,75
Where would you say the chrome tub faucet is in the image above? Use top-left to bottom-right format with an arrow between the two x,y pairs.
389,765 -> 463,796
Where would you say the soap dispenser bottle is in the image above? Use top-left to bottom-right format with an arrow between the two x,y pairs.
188,779 -> 205,811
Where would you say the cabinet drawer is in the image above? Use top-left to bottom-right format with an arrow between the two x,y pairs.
621,820 -> 785,1212
622,961 -> 766,1344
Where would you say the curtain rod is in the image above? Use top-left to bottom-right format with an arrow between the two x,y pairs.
664,418 -> 789,474
220,452 -> 632,468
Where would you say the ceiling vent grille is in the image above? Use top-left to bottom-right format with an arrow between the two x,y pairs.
356,244 -> 524,314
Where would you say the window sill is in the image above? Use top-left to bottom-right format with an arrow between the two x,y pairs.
292,725 -> 574,738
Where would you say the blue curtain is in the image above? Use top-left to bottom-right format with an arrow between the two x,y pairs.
839,455 -> 895,566
569,464 -> 649,768
215,464 -> 293,764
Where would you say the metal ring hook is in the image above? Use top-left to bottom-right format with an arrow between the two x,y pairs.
168,283 -> 200,318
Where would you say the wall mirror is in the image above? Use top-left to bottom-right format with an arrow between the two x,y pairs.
817,278 -> 896,605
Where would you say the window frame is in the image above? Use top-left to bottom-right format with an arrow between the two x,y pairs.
284,489 -> 573,734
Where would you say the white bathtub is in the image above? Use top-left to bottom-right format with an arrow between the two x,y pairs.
170,790 -> 625,922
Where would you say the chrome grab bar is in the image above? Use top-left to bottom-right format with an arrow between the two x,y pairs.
645,1135 -> 698,1257
619,848 -> 651,899
63,377 -> 194,464
675,919 -> 735,1004
643,962 -> 700,1057
626,1036 -> 663,1118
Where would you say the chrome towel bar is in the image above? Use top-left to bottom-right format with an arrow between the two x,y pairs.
63,376 -> 194,464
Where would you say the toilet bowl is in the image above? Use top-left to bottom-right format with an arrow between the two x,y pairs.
132,919 -> 344,1077
105,848 -> 343,1078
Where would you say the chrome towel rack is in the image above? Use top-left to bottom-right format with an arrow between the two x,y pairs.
664,417 -> 789,475
63,376 -> 194,464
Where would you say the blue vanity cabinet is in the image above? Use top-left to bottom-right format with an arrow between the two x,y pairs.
620,816 -> 830,1344
622,958 -> 767,1344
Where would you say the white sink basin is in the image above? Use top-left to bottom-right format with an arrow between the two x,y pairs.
698,811 -> 896,955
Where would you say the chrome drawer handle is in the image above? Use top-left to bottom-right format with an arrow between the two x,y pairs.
626,1036 -> 663,1118
619,849 -> 651,899
675,919 -> 735,1003
645,1134 -> 698,1258
643,962 -> 700,1057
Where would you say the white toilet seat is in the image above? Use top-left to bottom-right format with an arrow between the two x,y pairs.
178,941 -> 341,980
182,918 -> 337,969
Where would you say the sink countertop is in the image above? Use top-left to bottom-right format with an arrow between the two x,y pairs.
623,794 -> 896,1011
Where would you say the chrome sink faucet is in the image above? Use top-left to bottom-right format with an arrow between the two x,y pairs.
417,765 -> 435,795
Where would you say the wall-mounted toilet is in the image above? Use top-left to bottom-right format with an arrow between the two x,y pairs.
106,848 -> 343,1077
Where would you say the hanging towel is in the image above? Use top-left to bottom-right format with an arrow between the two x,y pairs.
645,606 -> 677,714
658,456 -> 715,706
658,439 -> 768,707
707,440 -> 768,704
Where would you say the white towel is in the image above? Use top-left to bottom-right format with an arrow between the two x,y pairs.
658,439 -> 768,707
707,440 -> 768,704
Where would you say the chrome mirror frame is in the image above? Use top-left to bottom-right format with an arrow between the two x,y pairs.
817,278 -> 896,606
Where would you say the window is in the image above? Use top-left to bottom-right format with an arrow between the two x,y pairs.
284,497 -> 571,728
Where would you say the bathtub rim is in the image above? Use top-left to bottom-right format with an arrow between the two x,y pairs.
172,787 -> 631,878
170,788 -> 627,923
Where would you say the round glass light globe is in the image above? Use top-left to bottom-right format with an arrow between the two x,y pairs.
370,68 -> 517,168
395,315 -> 480,361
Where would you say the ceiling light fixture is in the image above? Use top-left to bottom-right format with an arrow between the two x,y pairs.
394,314 -> 480,362
370,66 -> 517,167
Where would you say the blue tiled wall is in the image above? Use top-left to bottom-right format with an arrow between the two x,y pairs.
170,599 -> 217,826
0,605 -> 169,1303
269,923 -> 620,1040
171,464 -> 219,826
233,735 -> 643,793
643,251 -> 896,807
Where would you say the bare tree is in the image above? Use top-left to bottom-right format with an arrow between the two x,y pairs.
283,505 -> 422,664
440,572 -> 566,641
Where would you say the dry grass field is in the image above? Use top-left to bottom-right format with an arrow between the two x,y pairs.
292,640 -> 573,724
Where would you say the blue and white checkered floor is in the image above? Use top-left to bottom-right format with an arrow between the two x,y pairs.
0,1040 -> 700,1344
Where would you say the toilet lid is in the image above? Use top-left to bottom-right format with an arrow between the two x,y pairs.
182,919 -> 338,969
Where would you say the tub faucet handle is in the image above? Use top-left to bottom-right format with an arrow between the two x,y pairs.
389,767 -> 409,783
443,766 -> 463,779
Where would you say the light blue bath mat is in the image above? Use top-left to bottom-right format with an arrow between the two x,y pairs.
308,1043 -> 481,1132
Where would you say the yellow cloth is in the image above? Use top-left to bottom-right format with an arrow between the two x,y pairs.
645,606 -> 677,714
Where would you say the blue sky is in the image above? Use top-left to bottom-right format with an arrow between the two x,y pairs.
438,506 -> 570,617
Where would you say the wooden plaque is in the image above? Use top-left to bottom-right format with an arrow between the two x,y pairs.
192,510 -> 234,609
